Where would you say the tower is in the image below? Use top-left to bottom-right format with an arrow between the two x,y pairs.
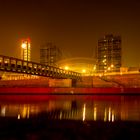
40,42 -> 62,66
21,38 -> 31,61
96,34 -> 121,73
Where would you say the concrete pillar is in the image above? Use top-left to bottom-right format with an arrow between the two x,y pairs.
72,79 -> 77,87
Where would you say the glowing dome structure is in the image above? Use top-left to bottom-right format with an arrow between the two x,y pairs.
57,57 -> 96,75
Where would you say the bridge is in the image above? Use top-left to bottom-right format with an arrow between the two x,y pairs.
0,55 -> 81,81
1,55 -> 140,88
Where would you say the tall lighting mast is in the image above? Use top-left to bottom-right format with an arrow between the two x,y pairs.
21,38 -> 31,61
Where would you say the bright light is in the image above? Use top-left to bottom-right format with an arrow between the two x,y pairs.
83,104 -> 86,121
102,59 -> 106,63
108,67 -> 111,70
1,106 -> 6,116
82,69 -> 86,73
18,114 -> 21,119
21,39 -> 31,61
93,65 -> 96,70
111,64 -> 114,68
99,74 -> 102,77
112,110 -> 115,122
108,107 -> 111,122
21,43 -> 27,49
64,66 -> 69,70
94,107 -> 97,121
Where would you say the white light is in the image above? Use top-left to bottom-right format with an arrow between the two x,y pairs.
18,114 -> 21,119
21,43 -> 27,49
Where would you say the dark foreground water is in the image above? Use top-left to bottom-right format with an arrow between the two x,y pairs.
0,95 -> 140,140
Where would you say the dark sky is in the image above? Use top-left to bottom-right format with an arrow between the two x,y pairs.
0,0 -> 140,67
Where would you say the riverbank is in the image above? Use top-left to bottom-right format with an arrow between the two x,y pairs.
0,87 -> 140,95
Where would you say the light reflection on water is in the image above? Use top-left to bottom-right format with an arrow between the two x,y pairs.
0,95 -> 140,122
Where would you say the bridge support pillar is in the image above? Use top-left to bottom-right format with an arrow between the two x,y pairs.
72,79 -> 77,87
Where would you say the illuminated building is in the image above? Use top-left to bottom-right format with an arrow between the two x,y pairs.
21,39 -> 31,61
96,34 -> 121,72
40,42 -> 62,66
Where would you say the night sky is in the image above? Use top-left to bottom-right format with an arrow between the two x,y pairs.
0,0 -> 140,67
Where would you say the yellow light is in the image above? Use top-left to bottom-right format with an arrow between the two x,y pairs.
111,64 -> 114,68
83,104 -> 86,121
64,66 -> 69,70
21,43 -> 27,49
82,69 -> 86,73
99,74 -> 102,77
108,67 -> 111,70
94,107 -> 97,121
112,110 -> 115,122
108,107 -> 111,122
104,108 -> 107,122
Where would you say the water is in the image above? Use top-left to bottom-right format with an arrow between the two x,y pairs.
0,95 -> 140,139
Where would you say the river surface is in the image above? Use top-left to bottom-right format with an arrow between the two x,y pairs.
0,95 -> 140,139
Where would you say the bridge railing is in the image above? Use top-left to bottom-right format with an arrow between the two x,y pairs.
0,55 -> 81,80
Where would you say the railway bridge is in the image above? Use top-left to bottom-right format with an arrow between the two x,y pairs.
0,55 -> 82,87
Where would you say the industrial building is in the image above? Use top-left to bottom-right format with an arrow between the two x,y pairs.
96,34 -> 121,73
40,42 -> 62,66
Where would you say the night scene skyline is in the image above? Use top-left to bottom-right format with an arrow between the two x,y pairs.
0,0 -> 140,67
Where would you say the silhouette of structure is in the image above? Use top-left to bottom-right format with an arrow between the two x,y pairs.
40,43 -> 62,66
0,55 -> 81,80
96,34 -> 121,73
